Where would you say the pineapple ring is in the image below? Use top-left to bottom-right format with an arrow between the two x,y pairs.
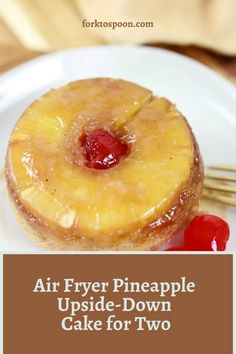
6,78 -> 203,250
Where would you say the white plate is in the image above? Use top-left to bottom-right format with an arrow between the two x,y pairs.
0,45 -> 235,251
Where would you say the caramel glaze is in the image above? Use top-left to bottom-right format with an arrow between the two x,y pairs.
146,134 -> 203,250
118,121 -> 203,251
5,121 -> 203,251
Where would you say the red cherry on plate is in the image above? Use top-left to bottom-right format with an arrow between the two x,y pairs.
81,129 -> 128,170
184,215 -> 230,251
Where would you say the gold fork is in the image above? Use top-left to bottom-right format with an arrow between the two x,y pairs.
203,165 -> 236,207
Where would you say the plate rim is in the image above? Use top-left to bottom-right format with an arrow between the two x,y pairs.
0,45 -> 235,98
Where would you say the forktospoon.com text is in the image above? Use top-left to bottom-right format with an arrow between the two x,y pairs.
82,19 -> 155,30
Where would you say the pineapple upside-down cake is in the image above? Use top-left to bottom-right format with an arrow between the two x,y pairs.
5,78 -> 203,250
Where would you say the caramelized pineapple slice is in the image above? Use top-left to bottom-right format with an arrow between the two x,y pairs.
6,78 -> 202,249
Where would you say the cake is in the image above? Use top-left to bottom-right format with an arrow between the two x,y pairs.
5,78 -> 203,250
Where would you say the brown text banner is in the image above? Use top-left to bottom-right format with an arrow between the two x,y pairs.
4,254 -> 232,354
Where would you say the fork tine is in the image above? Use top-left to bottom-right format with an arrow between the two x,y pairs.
205,172 -> 236,182
203,190 -> 236,207
204,182 -> 236,193
209,165 -> 236,172
203,165 -> 236,207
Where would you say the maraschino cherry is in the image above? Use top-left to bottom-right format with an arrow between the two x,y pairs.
166,214 -> 230,251
81,129 -> 128,170
184,215 -> 229,251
